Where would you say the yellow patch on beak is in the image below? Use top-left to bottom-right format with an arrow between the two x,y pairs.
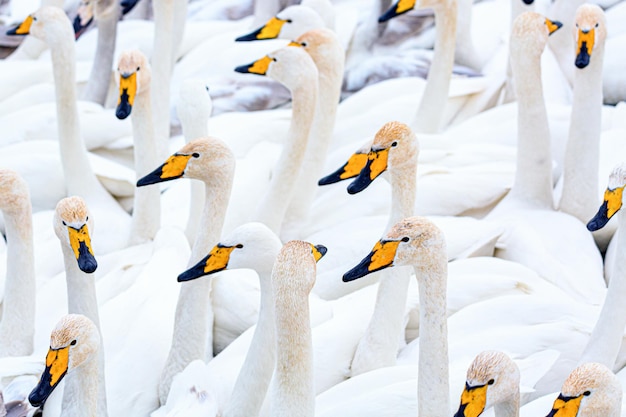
118,72 -> 137,107
310,244 -> 327,263
548,394 -> 584,417
395,0 -> 416,14
13,15 -> 34,35
247,56 -> 274,75
605,186 -> 624,219
257,16 -> 288,39
288,40 -> 304,48
204,244 -> 238,274
368,240 -> 402,272
45,345 -> 71,387
68,225 -> 94,260
340,153 -> 369,180
367,148 -> 390,180
161,154 -> 193,180
457,384 -> 488,417
577,28 -> 596,56
545,19 -> 562,35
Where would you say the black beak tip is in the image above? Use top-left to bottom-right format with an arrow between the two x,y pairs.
79,258 -> 98,274
378,7 -> 398,23
234,64 -> 251,74
28,386 -> 50,408
235,33 -> 257,42
554,21 -> 563,30
6,26 -> 21,36
316,245 -> 328,257
575,57 -> 590,69
522,0 -> 534,4
115,103 -> 132,120
177,270 -> 199,282
342,270 -> 362,282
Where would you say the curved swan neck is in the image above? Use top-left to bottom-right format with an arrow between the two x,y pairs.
224,270 -> 276,417
254,73 -> 319,234
547,0 -> 586,86
509,38 -> 553,208
129,88 -> 161,244
559,46 -> 604,222
389,163 -> 417,228
61,355 -> 99,417
494,396 -> 520,417
0,206 -> 35,357
579,210 -> 626,368
415,249 -> 449,417
413,0 -> 457,134
81,4 -> 119,104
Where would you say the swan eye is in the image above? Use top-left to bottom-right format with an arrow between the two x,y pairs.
62,220 -> 67,226
401,237 -> 409,243
85,216 -> 89,222
576,23 -> 579,28
488,379 -> 495,385
236,244 -> 243,248
272,57 -> 277,62
301,42 -> 308,47
286,19 -> 292,23
595,23 -> 599,28
70,340 -> 77,346
192,153 -> 200,158
32,16 -> 38,22
391,141 -> 398,147
583,391 -> 591,396
136,66 -> 140,71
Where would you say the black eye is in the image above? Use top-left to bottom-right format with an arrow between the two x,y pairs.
236,244 -> 243,248
301,42 -> 308,47
576,23 -> 579,28
137,66 -> 140,71
62,220 -> 67,226
583,390 -> 591,396
70,340 -> 77,346
391,141 -> 398,147
286,19 -> 292,23
33,16 -> 38,21
401,237 -> 409,242
595,23 -> 599,28
192,153 -> 200,158
488,379 -> 495,385
272,57 -> 277,62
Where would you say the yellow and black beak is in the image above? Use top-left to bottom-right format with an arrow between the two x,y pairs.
587,186 -> 623,231
6,15 -> 34,36
311,244 -> 327,263
346,147 -> 391,195
115,72 -> 137,120
453,382 -> 489,417
318,151 -> 369,186
575,27 -> 596,69
546,19 -> 563,36
343,238 -> 405,282
545,393 -> 585,417
379,0 -> 416,23
178,243 -> 242,282
68,225 -> 97,273
137,153 -> 194,187
72,13 -> 93,40
235,16 -> 289,41
234,55 -> 274,76
29,345 -> 71,407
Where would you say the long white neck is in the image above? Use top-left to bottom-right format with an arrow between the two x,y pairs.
224,269 -> 276,417
81,2 -> 119,105
454,0 -> 482,72
159,176 -> 234,404
547,0 -> 586,87
558,45 -> 604,222
579,211 -> 626,368
61,245 -> 108,417
509,40 -> 554,208
0,207 -> 35,357
282,35 -> 344,240
502,0 -> 535,103
494,395 -> 520,417
350,161 -> 417,375
129,89 -> 161,245
255,78 -> 318,235
61,355 -> 99,417
270,283 -> 314,417
416,249 -> 449,417
413,0 -> 457,134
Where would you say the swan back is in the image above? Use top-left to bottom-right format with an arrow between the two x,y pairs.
546,363 -> 621,417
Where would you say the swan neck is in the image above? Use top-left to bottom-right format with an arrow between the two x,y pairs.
494,395 -> 520,417
62,246 -> 101,329
413,1 -> 457,133
0,209 -> 35,356
580,211 -> 626,368
62,354 -> 99,417
559,48 -> 604,222
415,249 -> 449,417
509,45 -> 553,208
389,163 -> 417,228
81,8 -> 118,104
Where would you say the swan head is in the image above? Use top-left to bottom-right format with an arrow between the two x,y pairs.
291,28 -> 344,73
587,163 -> 626,231
235,5 -> 325,42
178,222 -> 282,282
545,363 -> 621,417
379,0 -> 416,22
348,121 -> 418,194
115,50 -> 151,120
176,79 -> 213,132
54,196 -> 97,273
137,137 -> 235,186
72,0 -> 94,40
235,46 -> 318,92
511,13 -> 562,61
573,4 -> 606,69
6,7 -> 74,46
453,351 -> 520,417
272,240 -> 326,296
0,169 -> 31,216
29,314 -> 99,407
343,216 -> 444,281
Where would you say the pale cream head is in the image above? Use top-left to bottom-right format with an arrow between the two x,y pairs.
116,50 -> 151,93
53,196 -> 93,242
265,46 -> 319,91
573,4 -> 607,55
0,169 -> 31,216
26,7 -> 75,45
385,216 -> 446,269
372,121 -> 419,173
511,12 -> 558,59
272,240 -> 320,296
49,314 -> 100,371
557,363 -> 622,417
465,351 -> 520,409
